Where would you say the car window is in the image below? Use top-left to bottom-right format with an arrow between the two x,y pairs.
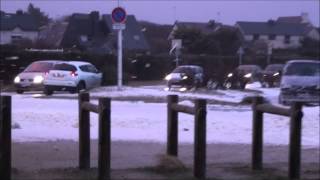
24,62 -> 54,72
87,65 -> 99,73
80,65 -> 98,73
284,62 -> 320,76
265,64 -> 283,71
53,63 -> 77,71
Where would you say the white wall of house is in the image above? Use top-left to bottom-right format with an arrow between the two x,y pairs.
0,27 -> 38,45
243,34 -> 302,49
307,29 -> 320,41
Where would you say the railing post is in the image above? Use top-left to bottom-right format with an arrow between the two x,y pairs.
289,102 -> 303,180
98,97 -> 111,180
194,99 -> 207,179
79,92 -> 90,169
0,96 -> 12,180
252,96 -> 264,170
167,95 -> 178,156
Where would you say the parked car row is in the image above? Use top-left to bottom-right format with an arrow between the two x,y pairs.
165,63 -> 284,91
14,60 -> 102,95
164,60 -> 319,106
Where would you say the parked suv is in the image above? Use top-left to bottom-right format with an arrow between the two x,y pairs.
44,61 -> 102,95
165,65 -> 204,90
223,65 -> 263,89
262,64 -> 284,88
279,60 -> 320,105
13,60 -> 62,94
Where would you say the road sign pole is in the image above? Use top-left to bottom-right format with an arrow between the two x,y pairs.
117,29 -> 123,90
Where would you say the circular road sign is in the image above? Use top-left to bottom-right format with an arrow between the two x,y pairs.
111,7 -> 127,23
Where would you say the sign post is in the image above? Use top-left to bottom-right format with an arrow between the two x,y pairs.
237,46 -> 244,65
112,7 -> 126,90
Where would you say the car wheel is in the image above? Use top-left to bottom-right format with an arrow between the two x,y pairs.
44,87 -> 53,96
207,80 -> 218,90
77,81 -> 86,93
16,89 -> 24,94
224,82 -> 232,89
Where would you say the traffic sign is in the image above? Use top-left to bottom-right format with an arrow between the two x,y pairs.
112,23 -> 126,30
111,7 -> 127,24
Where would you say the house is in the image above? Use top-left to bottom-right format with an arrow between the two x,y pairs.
59,11 -> 149,55
236,20 -> 319,49
168,20 -> 232,40
38,21 -> 69,48
0,10 -> 40,45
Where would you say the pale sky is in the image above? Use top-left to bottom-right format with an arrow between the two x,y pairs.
1,0 -> 319,26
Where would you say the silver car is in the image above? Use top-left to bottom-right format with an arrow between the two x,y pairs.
13,60 -> 63,94
279,60 -> 320,105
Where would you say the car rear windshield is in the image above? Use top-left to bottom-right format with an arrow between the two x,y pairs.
265,64 -> 284,71
284,62 -> 320,76
173,67 -> 197,74
53,63 -> 77,71
24,62 -> 54,72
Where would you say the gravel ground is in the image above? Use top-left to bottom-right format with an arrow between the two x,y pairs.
11,140 -> 319,180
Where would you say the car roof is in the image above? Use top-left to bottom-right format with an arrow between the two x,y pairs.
66,61 -> 91,66
287,60 -> 320,64
31,60 -> 64,63
176,65 -> 202,69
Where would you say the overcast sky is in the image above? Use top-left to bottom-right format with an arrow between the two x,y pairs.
1,0 -> 319,26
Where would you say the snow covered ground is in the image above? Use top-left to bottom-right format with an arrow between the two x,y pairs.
3,83 -> 319,148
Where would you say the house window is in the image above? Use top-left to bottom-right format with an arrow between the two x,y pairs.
253,34 -> 260,41
11,35 -> 22,43
284,35 -> 291,44
268,34 -> 276,40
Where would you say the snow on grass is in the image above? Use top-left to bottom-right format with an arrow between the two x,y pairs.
11,94 -> 319,148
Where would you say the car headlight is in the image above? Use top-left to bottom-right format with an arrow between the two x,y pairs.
33,75 -> 44,84
227,73 -> 233,77
182,76 -> 188,80
244,73 -> 252,78
273,72 -> 280,76
14,76 -> 20,83
165,74 -> 172,81
179,87 -> 187,92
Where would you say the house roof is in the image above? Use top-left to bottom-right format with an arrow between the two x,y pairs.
277,16 -> 304,24
102,14 -> 150,51
174,20 -> 223,34
0,12 -> 39,31
60,12 -> 109,48
236,21 -> 309,36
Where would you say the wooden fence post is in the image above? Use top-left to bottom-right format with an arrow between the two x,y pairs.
167,95 -> 178,156
194,99 -> 207,179
79,92 -> 90,169
289,102 -> 303,180
0,96 -> 12,180
252,96 -> 264,170
98,97 -> 111,180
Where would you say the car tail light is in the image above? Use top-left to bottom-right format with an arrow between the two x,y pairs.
71,71 -> 78,77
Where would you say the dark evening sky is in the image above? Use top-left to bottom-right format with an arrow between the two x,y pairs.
1,0 -> 319,26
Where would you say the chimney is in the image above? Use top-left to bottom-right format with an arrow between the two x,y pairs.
267,19 -> 276,26
90,11 -> 100,36
16,10 -> 23,15
301,12 -> 309,24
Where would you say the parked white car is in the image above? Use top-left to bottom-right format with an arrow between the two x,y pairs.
43,61 -> 102,95
279,60 -> 320,105
13,60 -> 63,94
